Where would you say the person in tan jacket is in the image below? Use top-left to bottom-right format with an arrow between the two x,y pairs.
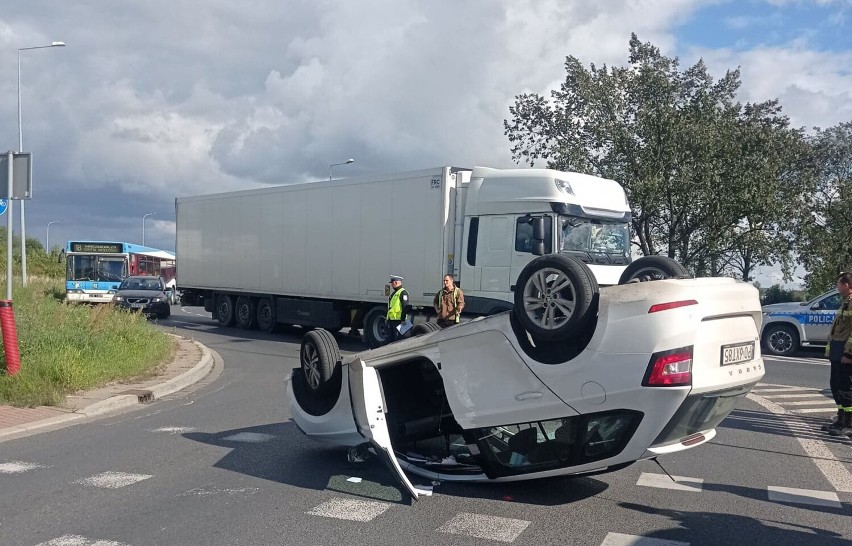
433,274 -> 464,328
825,271 -> 852,437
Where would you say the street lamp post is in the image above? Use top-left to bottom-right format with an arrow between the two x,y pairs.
46,220 -> 59,253
329,158 -> 355,181
18,41 -> 66,287
142,212 -> 156,246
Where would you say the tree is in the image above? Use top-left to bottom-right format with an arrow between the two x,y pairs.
504,34 -> 812,279
796,122 -> 852,293
760,284 -> 803,305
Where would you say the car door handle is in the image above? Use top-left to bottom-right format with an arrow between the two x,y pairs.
515,391 -> 543,401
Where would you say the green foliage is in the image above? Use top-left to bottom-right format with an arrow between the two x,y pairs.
795,122 -> 852,293
0,278 -> 173,407
0,226 -> 65,279
504,34 -> 814,281
760,284 -> 804,305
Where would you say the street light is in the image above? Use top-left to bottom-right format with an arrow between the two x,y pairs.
142,212 -> 156,246
329,158 -> 354,181
18,40 -> 66,287
46,220 -> 59,253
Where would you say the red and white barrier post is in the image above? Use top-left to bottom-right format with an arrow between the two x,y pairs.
0,300 -> 21,376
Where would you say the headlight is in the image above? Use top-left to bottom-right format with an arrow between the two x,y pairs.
113,295 -> 125,302
66,289 -> 81,294
153,297 -> 164,303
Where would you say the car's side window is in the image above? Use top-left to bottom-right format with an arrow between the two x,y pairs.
818,294 -> 841,310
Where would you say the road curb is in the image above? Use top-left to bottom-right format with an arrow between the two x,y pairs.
0,337 -> 214,440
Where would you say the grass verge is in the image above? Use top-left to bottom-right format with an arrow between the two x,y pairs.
0,276 -> 174,407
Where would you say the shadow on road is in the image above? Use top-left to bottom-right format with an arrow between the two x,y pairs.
620,501 -> 850,545
183,421 -> 609,506
721,408 -> 852,456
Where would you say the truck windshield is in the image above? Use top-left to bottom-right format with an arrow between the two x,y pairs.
558,216 -> 630,263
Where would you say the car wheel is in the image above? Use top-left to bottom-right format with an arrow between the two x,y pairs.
618,256 -> 689,284
513,254 -> 598,342
410,322 -> 441,336
256,298 -> 276,333
363,306 -> 392,348
300,329 -> 341,392
235,296 -> 257,330
158,309 -> 170,319
215,294 -> 235,326
763,324 -> 799,357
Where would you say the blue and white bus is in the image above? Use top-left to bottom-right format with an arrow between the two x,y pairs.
64,241 -> 176,303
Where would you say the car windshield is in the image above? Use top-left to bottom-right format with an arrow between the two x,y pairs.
121,278 -> 162,291
558,216 -> 630,258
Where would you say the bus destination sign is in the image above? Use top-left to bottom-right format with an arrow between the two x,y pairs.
70,242 -> 124,254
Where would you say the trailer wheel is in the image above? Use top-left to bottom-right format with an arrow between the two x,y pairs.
300,329 -> 341,392
618,256 -> 689,284
363,306 -> 392,348
410,322 -> 441,337
235,296 -> 257,330
513,255 -> 598,342
215,294 -> 235,326
256,298 -> 276,333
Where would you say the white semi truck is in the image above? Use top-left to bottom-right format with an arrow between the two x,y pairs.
175,166 -> 636,346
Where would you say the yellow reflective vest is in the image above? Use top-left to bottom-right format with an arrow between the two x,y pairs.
387,288 -> 408,320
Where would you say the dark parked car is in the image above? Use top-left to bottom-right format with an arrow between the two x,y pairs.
112,276 -> 171,319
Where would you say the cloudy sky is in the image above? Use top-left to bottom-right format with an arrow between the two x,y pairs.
1,0 -> 850,286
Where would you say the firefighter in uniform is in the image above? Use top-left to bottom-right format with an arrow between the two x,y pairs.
825,271 -> 852,436
386,275 -> 410,343
433,274 -> 465,328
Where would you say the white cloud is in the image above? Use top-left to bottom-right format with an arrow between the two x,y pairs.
0,0 -> 848,257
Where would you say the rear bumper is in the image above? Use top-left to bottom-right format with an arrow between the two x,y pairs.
647,380 -> 758,451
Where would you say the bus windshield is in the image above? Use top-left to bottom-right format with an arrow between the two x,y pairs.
68,255 -> 127,282
558,216 -> 630,262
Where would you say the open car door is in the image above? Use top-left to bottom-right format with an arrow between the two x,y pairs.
348,358 -> 420,500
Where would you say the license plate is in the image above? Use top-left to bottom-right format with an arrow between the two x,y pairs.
130,303 -> 144,309
721,342 -> 754,366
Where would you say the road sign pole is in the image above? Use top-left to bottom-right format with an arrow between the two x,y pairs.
6,151 -> 13,300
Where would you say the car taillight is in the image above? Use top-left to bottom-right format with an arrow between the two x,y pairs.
642,346 -> 693,387
648,300 -> 698,313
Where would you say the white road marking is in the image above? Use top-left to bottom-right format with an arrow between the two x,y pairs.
767,486 -> 842,509
752,386 -> 815,393
0,461 -> 47,474
790,407 -> 838,414
783,400 -> 835,406
766,357 -> 828,366
221,432 -> 275,443
35,535 -> 129,545
636,472 -> 704,492
756,393 -> 827,399
747,392 -> 852,493
437,512 -> 531,543
74,471 -> 152,489
601,533 -> 689,546
600,533 -> 688,546
307,497 -> 392,522
150,426 -> 196,434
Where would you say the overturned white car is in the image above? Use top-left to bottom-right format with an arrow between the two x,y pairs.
287,256 -> 765,499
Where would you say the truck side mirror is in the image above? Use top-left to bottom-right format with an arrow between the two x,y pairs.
533,241 -> 545,256
532,218 -> 545,240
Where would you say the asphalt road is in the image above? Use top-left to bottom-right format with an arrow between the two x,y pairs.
0,307 -> 849,546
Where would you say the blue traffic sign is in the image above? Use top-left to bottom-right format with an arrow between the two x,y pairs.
0,199 -> 7,216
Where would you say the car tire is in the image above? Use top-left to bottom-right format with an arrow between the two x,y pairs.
513,254 -> 599,342
215,294 -> 235,326
158,308 -> 170,319
256,298 -> 276,333
363,306 -> 392,348
763,324 -> 799,357
235,296 -> 257,330
410,322 -> 441,337
300,329 -> 341,392
618,256 -> 689,284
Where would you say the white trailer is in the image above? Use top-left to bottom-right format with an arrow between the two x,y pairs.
175,166 -> 633,346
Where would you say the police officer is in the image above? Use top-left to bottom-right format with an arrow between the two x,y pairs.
386,275 -> 410,343
825,272 -> 852,436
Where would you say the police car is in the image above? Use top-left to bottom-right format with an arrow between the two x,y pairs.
761,289 -> 840,356
287,256 -> 764,499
